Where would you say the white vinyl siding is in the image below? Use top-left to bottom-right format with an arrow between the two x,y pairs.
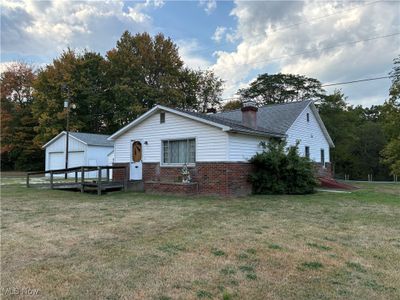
113,105 -> 331,165
286,106 -> 330,163
228,133 -> 267,161
114,112 -> 228,163
45,135 -> 86,172
44,133 -> 113,178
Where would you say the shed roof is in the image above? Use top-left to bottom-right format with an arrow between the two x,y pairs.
69,132 -> 114,147
43,131 -> 114,149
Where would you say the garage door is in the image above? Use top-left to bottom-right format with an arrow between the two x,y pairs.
49,152 -> 64,170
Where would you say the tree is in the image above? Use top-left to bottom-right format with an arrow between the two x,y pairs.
382,137 -> 400,176
32,49 -> 110,146
193,70 -> 224,113
237,73 -> 325,105
1,62 -> 43,170
221,99 -> 242,111
381,55 -> 400,175
318,90 -> 390,180
106,31 -> 190,128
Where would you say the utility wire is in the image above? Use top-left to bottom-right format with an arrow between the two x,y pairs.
194,0 -> 382,54
209,32 -> 400,70
321,76 -> 390,87
221,75 -> 392,101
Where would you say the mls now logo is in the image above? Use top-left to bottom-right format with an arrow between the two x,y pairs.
2,287 -> 40,296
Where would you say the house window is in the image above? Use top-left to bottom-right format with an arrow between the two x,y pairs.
305,146 -> 310,159
321,149 -> 325,165
160,112 -> 165,123
306,113 -> 310,122
162,139 -> 195,164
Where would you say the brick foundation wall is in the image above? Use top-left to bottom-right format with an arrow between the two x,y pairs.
143,162 -> 254,196
314,162 -> 332,178
115,161 -> 331,196
145,181 -> 198,195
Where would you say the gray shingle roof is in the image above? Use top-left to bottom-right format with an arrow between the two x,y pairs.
177,109 -> 285,137
178,100 -> 311,137
215,100 -> 312,135
69,132 -> 114,147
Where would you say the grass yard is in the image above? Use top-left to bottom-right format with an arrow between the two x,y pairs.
1,176 -> 399,299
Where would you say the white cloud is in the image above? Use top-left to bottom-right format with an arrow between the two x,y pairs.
1,0 -> 160,60
199,0 -> 217,15
212,26 -> 227,43
210,1 -> 400,105
212,26 -> 238,44
177,39 -> 212,70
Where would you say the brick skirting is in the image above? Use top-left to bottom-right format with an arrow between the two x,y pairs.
143,162 -> 254,196
114,161 -> 332,196
145,181 -> 198,195
314,162 -> 333,178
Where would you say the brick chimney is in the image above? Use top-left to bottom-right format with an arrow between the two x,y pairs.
241,101 -> 258,129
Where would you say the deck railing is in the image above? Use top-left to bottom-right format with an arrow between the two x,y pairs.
26,165 -> 128,195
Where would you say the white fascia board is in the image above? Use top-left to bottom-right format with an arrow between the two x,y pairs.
108,105 -> 231,140
42,131 -> 65,149
108,106 -> 160,140
309,103 -> 335,148
42,131 -> 88,149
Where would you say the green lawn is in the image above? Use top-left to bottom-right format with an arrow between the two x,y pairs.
1,177 -> 399,299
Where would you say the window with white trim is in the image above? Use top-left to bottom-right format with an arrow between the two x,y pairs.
162,139 -> 195,164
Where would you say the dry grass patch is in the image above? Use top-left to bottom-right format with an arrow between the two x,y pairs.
1,178 -> 399,299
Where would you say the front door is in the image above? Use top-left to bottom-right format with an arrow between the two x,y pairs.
130,140 -> 143,180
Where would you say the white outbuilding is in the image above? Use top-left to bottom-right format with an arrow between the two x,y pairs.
42,131 -> 114,178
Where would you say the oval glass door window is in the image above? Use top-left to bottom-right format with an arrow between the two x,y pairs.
132,141 -> 142,162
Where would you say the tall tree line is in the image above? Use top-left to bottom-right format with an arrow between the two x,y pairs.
1,30 -> 398,178
1,32 -> 223,170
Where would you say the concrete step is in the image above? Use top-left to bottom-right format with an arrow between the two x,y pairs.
127,180 -> 144,192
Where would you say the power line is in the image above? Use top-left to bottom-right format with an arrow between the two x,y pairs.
209,32 -> 400,70
194,0 -> 382,55
221,75 -> 392,101
321,75 -> 390,87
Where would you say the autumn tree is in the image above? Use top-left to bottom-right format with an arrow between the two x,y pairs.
193,70 -> 224,113
106,31 -> 188,128
1,62 -> 42,170
32,49 -> 110,146
237,73 -> 325,105
221,99 -> 243,111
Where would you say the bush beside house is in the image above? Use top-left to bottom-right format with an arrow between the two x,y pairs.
249,140 -> 317,194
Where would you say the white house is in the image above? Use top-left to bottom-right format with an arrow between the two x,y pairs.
43,131 -> 114,178
108,100 -> 334,196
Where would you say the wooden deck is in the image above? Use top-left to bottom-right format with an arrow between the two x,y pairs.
27,166 -> 128,195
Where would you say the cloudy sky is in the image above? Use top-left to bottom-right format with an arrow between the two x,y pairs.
1,0 -> 399,106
